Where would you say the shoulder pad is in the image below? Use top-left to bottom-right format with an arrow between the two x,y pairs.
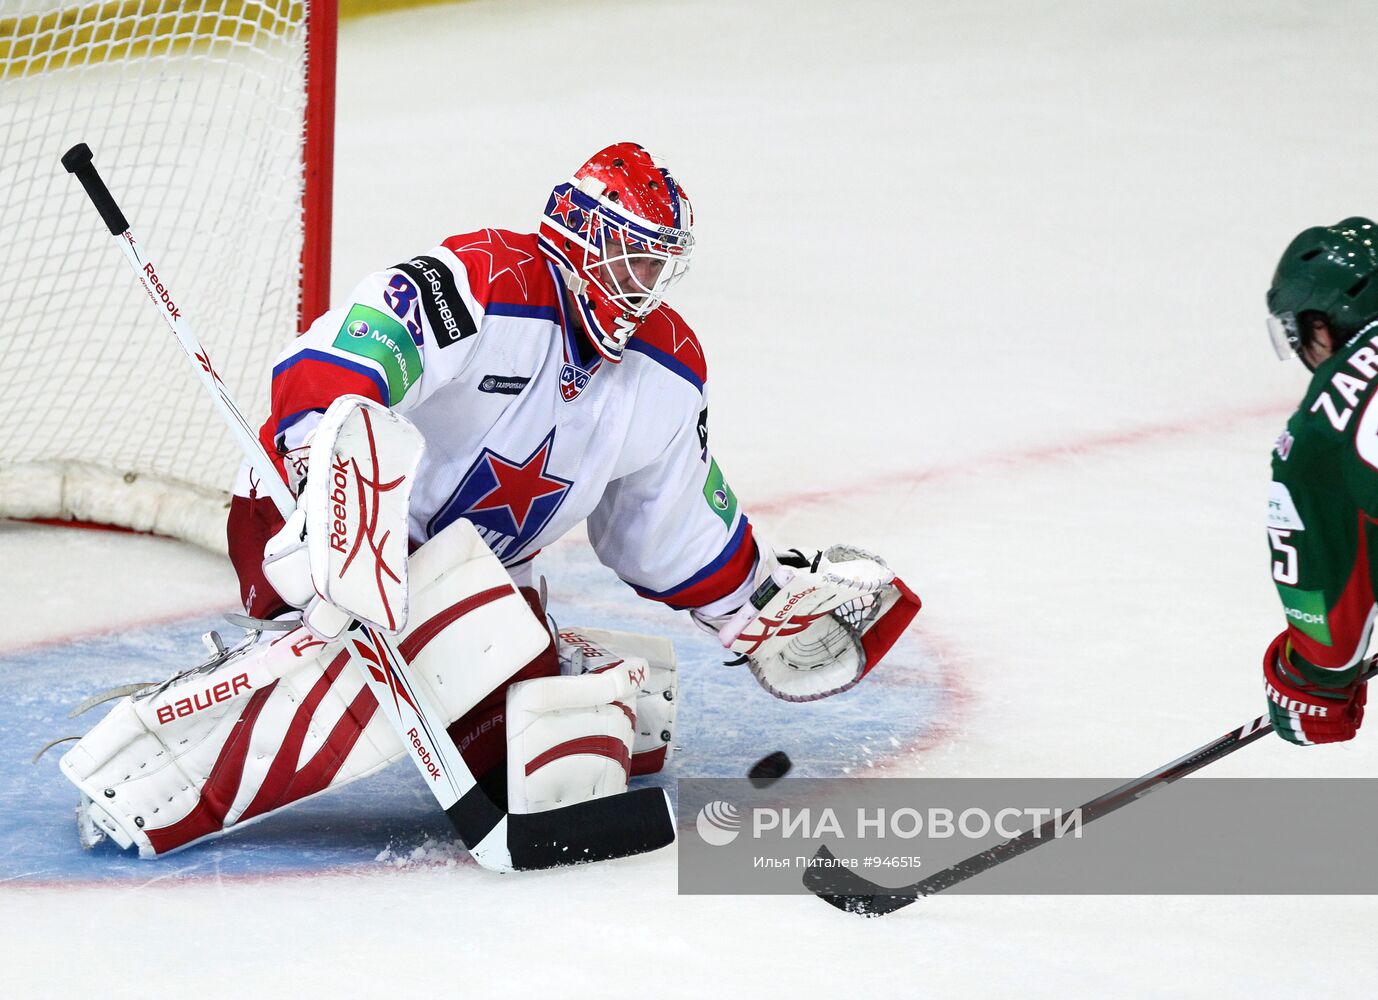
441,229 -> 551,308
624,305 -> 707,391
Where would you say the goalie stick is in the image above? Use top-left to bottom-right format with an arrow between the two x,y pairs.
61,143 -> 673,871
805,659 -> 1378,916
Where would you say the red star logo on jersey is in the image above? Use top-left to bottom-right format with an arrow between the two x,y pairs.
665,314 -> 703,362
550,189 -> 578,227
467,435 -> 570,534
449,228 -> 535,297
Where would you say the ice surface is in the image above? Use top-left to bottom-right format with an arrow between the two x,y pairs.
3,0 -> 1377,997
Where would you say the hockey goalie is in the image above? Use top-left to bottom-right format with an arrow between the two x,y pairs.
58,142 -> 920,866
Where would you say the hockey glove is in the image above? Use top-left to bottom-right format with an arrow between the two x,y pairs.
705,545 -> 920,702
1263,631 -> 1366,745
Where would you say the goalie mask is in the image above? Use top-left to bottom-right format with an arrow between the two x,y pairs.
538,142 -> 695,362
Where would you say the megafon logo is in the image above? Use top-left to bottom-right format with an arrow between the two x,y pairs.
696,800 -> 741,846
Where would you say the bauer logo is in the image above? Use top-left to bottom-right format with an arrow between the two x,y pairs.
153,673 -> 251,725
696,800 -> 742,846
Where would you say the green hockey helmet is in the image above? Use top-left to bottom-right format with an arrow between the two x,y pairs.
1267,217 -> 1378,360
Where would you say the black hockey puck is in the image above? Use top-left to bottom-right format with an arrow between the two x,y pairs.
748,750 -> 792,788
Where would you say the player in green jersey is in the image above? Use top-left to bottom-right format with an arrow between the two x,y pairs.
1263,217 -> 1378,744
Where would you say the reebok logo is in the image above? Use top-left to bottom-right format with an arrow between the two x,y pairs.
329,455 -> 351,555
407,727 -> 443,781
779,587 -> 818,619
142,262 -> 181,320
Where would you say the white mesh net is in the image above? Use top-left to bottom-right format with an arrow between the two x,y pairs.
0,1 -> 318,550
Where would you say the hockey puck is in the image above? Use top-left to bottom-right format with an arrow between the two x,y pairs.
748,750 -> 792,788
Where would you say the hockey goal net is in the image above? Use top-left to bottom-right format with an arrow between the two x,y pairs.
0,0 -> 334,551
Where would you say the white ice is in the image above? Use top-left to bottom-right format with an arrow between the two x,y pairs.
4,0 -> 1377,996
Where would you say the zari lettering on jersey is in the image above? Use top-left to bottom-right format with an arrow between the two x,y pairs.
1308,339 -> 1378,431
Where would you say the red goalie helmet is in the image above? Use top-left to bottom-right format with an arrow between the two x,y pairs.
538,142 -> 695,361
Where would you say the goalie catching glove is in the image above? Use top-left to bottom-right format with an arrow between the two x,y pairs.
698,544 -> 920,702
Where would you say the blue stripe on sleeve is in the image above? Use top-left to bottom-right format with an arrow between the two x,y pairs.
624,338 -> 704,392
631,515 -> 750,601
486,302 -> 560,321
271,349 -> 390,404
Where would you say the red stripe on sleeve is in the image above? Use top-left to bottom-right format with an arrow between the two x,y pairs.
649,523 -> 758,611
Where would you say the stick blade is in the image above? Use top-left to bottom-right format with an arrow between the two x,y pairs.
801,845 -> 920,918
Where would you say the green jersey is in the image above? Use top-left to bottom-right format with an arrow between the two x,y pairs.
1269,322 -> 1378,687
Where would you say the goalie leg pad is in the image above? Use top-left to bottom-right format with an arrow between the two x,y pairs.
502,652 -> 678,867
61,517 -> 549,857
445,586 -> 559,798
60,630 -> 388,858
557,627 -> 678,775
506,662 -> 653,815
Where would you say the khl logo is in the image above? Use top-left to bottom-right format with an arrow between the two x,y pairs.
696,800 -> 741,846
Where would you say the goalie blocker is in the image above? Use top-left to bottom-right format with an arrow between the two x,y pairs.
60,518 -> 677,864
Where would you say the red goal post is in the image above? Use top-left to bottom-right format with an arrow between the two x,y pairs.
0,1 -> 336,551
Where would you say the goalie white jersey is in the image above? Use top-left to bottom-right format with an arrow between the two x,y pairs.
232,229 -> 758,618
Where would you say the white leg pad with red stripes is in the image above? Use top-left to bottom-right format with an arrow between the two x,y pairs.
59,518 -> 547,858
555,627 -> 677,775
504,662 -> 651,815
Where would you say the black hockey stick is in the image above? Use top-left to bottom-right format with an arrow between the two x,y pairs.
63,142 -> 674,871
805,660 -> 1378,916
